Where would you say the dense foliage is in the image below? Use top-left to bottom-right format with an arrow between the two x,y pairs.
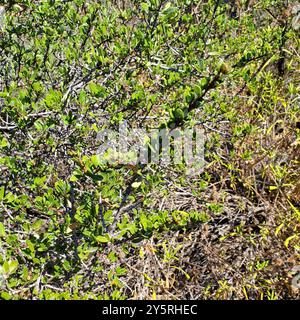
0,0 -> 299,299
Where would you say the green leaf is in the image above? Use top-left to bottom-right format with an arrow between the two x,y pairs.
32,220 -> 44,231
0,222 -> 6,237
173,108 -> 185,121
26,239 -> 35,255
8,260 -> 19,275
116,266 -> 127,276
88,82 -> 105,97
0,137 -> 8,148
70,175 -> 78,182
2,262 -> 9,275
91,154 -> 102,167
140,214 -> 148,230
132,182 -> 142,188
141,2 -> 149,11
0,186 -> 5,201
269,186 -> 278,191
34,176 -> 47,187
162,2 -> 178,18
284,235 -> 297,248
288,199 -> 300,219
2,260 -> 19,277
199,77 -> 209,88
1,292 -> 11,300
194,85 -> 202,97
96,235 -> 110,243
